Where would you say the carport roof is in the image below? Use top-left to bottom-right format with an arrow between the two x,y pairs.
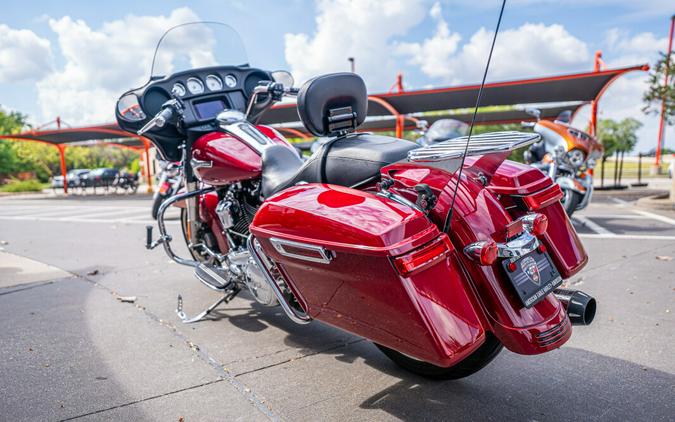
0,64 -> 647,145
259,64 -> 648,126
0,123 -> 144,148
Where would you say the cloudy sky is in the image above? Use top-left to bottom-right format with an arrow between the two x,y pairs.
0,0 -> 673,151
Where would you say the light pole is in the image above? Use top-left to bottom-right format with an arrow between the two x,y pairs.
348,57 -> 355,73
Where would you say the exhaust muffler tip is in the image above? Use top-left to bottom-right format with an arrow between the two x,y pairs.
553,288 -> 596,326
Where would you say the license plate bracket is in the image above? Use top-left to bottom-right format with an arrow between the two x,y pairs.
502,250 -> 562,308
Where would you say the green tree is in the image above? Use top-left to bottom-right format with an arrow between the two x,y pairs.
643,51 -> 674,125
0,108 -> 30,175
596,118 -> 642,158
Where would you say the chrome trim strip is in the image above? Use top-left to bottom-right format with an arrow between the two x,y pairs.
190,158 -> 213,170
270,237 -> 333,264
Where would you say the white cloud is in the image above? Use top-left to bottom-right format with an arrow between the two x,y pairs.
284,0 -> 427,90
396,4 -> 589,84
0,24 -> 53,82
35,7 -> 200,124
572,29 -> 673,152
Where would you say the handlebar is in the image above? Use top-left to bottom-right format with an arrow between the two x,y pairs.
137,99 -> 182,136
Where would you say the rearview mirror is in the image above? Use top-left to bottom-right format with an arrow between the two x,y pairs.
272,70 -> 294,88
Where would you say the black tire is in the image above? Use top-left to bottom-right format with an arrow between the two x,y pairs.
151,194 -> 166,220
561,188 -> 582,217
375,333 -> 503,380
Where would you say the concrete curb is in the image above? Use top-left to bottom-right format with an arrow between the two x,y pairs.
636,193 -> 675,211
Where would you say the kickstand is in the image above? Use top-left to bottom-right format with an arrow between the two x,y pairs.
176,288 -> 240,324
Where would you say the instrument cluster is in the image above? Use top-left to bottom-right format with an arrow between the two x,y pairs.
139,66 -> 272,125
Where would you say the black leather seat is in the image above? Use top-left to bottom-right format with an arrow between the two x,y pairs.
262,134 -> 417,197
261,72 -> 419,197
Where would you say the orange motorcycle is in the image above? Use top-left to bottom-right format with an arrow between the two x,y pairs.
523,110 -> 603,216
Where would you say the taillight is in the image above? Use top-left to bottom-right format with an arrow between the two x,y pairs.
393,236 -> 452,276
464,239 -> 498,266
520,184 -> 563,210
520,213 -> 548,236
531,214 -> 548,236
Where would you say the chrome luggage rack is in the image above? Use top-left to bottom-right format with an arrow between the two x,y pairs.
408,131 -> 541,162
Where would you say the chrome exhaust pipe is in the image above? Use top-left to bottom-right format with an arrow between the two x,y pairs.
553,288 -> 596,326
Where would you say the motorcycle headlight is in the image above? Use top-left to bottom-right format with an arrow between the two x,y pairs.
567,149 -> 586,167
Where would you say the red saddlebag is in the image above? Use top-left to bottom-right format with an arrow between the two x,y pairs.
250,183 -> 486,367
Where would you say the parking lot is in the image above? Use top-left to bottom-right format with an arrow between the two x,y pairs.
1,192 -> 673,421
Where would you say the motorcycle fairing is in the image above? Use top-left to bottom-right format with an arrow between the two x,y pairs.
250,183 -> 487,368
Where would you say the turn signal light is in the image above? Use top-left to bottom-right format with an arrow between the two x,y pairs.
393,236 -> 452,276
531,213 -> 548,236
464,239 -> 498,266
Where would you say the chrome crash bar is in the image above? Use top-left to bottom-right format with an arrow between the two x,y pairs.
147,186 -> 215,267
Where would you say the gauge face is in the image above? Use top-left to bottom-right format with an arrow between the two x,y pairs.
224,74 -> 237,88
171,83 -> 186,97
205,75 -> 223,91
186,77 -> 204,94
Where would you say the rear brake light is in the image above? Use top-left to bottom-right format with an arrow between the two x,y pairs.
464,239 -> 498,266
393,236 -> 452,276
520,184 -> 563,210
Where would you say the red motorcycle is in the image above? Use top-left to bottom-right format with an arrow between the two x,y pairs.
116,22 -> 595,379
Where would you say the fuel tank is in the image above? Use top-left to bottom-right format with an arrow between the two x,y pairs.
191,125 -> 293,186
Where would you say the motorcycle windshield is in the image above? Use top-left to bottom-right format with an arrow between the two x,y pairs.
150,22 -> 248,78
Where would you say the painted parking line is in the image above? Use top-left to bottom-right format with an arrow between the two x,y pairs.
632,210 -> 675,226
573,215 -> 615,236
579,233 -> 675,241
0,205 -> 178,225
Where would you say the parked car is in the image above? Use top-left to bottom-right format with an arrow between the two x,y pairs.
51,169 -> 90,189
84,168 -> 119,188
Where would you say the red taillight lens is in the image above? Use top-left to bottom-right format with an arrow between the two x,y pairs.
531,213 -> 548,236
393,236 -> 452,276
521,184 -> 563,210
464,239 -> 498,266
479,241 -> 498,265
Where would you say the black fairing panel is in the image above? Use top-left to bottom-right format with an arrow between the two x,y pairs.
262,133 -> 419,197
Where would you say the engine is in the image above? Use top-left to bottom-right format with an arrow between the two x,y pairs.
215,183 -> 278,307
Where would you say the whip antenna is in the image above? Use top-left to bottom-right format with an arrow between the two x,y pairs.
443,0 -> 506,233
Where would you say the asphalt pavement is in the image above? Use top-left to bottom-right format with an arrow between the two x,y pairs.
0,192 -> 673,421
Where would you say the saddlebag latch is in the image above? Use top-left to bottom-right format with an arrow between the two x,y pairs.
414,183 -> 437,214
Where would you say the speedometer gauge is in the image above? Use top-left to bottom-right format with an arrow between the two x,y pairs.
206,75 -> 223,91
171,83 -> 186,97
186,77 -> 204,94
224,74 -> 237,88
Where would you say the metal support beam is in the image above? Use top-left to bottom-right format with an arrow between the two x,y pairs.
56,144 -> 67,195
656,15 -> 674,168
589,51 -> 603,136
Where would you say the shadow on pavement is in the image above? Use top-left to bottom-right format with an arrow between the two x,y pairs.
205,298 -> 675,421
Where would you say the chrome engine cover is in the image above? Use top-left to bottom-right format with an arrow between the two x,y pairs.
226,249 -> 278,306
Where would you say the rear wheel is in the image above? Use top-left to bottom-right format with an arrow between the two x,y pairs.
375,333 -> 503,380
561,188 -> 582,217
